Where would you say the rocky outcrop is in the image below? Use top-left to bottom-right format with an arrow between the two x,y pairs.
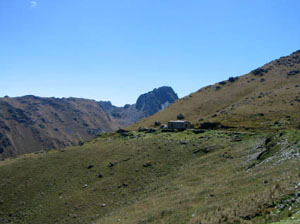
99,86 -> 178,126
135,86 -> 178,116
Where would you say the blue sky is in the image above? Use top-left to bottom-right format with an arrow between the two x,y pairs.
1,0 -> 299,106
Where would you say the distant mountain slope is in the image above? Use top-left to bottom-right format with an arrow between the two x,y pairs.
99,86 -> 178,126
0,96 -> 118,159
0,87 -> 178,159
131,50 -> 300,130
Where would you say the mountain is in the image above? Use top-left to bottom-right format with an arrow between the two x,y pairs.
0,87 -> 178,159
0,96 -> 119,159
99,86 -> 178,126
131,50 -> 300,130
1,51 -> 300,224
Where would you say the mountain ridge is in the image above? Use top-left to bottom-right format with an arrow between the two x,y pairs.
0,86 -> 178,159
130,49 -> 300,130
99,86 -> 178,126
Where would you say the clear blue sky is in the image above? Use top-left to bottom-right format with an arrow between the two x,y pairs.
1,0 -> 299,106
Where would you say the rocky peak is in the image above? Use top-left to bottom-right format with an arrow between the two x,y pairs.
136,86 -> 178,116
99,101 -> 115,112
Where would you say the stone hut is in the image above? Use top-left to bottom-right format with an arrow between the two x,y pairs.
167,120 -> 192,130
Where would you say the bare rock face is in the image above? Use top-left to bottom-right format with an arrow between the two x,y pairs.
99,86 -> 178,127
136,86 -> 178,116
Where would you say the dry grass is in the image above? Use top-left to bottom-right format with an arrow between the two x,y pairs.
130,50 -> 300,131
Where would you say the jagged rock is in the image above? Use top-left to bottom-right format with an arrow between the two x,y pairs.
136,86 -> 178,116
100,87 -> 178,127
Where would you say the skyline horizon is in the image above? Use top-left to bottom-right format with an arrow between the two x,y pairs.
1,85 -> 180,107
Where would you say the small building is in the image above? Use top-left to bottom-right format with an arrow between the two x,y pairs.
168,120 -> 192,130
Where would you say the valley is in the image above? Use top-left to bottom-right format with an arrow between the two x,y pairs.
0,87 -> 178,159
0,50 -> 300,224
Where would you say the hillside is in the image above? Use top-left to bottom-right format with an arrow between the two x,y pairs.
0,87 -> 178,159
0,96 -> 118,159
0,129 -> 299,223
131,50 -> 300,130
1,51 -> 300,224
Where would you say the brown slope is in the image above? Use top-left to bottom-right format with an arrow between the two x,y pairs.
131,50 -> 300,130
0,96 -> 119,159
0,86 -> 179,159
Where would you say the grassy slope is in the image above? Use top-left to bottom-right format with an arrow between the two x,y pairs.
130,50 -> 300,130
0,130 -> 300,224
1,50 -> 300,224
